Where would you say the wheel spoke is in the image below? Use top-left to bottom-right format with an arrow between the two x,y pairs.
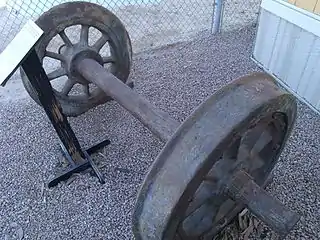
251,131 -> 273,155
61,79 -> 74,95
80,25 -> 89,46
59,30 -> 73,47
212,199 -> 235,224
241,124 -> 267,152
93,35 -> 108,51
200,200 -> 236,239
237,145 -> 250,162
47,67 -> 66,80
238,145 -> 266,172
46,51 -> 65,62
256,140 -> 275,162
182,201 -> 220,236
103,56 -> 114,64
250,154 -> 266,171
223,136 -> 242,160
82,84 -> 90,97
204,158 -> 231,183
185,182 -> 217,217
249,126 -> 275,172
268,121 -> 283,144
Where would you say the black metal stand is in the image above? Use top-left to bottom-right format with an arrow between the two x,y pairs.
21,50 -> 110,188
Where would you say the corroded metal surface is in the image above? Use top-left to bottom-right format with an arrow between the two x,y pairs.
132,72 -> 298,239
20,1 -> 132,117
77,58 -> 180,142
16,2 -> 300,236
226,170 -> 300,237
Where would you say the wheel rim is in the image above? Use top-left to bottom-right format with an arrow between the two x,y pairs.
132,73 -> 297,240
177,112 -> 287,239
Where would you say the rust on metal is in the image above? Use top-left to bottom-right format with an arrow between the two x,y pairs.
226,170 -> 300,236
15,1 -> 301,237
19,1 -> 132,117
76,58 -> 180,142
132,72 -> 299,240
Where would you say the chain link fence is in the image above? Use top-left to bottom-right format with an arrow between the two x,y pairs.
0,0 -> 261,54
0,0 -> 214,54
221,0 -> 261,32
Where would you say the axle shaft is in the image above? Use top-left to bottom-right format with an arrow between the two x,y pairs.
226,170 -> 300,236
77,58 -> 300,236
77,58 -> 180,142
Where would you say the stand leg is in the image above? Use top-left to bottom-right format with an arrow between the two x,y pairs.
22,50 -> 84,163
21,50 -> 110,187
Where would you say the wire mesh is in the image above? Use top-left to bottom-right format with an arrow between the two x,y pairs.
221,0 -> 262,32
0,0 -> 262,91
0,0 -> 217,54
0,0 -> 262,54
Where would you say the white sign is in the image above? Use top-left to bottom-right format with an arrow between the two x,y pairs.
0,19 -> 44,86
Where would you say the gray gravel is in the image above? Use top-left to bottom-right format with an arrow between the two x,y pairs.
1,26 -> 320,240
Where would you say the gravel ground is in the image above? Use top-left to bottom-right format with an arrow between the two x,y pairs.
1,26 -> 320,240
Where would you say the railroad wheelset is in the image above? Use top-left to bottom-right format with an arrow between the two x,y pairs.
13,2 -> 300,239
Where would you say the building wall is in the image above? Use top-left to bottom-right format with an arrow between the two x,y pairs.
287,0 -> 320,14
253,0 -> 320,114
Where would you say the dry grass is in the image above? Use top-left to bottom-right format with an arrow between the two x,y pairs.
214,209 -> 279,240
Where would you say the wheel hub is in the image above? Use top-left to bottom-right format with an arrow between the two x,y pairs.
179,113 -> 287,237
60,43 -> 104,85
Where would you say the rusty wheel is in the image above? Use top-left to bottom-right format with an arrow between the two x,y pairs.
132,73 -> 297,239
20,1 -> 132,117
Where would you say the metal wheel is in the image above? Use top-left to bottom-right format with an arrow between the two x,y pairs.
132,73 -> 297,239
20,1 -> 132,117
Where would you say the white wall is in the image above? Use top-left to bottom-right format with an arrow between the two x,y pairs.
253,0 -> 320,114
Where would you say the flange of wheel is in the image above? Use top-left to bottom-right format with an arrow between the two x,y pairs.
132,72 -> 297,240
20,1 -> 132,117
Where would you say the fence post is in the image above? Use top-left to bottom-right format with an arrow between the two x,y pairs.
211,0 -> 224,34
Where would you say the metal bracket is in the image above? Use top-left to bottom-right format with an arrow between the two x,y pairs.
48,141 -> 110,187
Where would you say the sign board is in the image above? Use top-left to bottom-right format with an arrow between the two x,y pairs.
0,19 -> 44,87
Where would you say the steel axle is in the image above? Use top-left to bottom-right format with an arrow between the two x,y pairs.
77,58 -> 179,142
75,57 -> 299,236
